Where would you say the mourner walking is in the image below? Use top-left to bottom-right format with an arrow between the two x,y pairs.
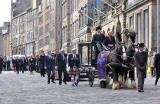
0,55 -> 3,74
150,51 -> 156,77
154,50 -> 160,86
39,51 -> 46,77
134,43 -> 148,92
56,49 -> 67,85
45,51 -> 56,84
29,56 -> 36,74
15,57 -> 20,74
68,48 -> 80,86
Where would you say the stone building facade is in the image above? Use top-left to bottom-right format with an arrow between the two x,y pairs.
11,0 -> 35,56
10,0 -> 160,54
0,29 -> 3,55
126,0 -> 160,51
11,0 -> 57,56
2,22 -> 11,56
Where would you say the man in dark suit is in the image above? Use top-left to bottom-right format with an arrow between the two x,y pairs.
45,51 -> 56,84
134,43 -> 148,92
6,59 -> 11,71
15,57 -> 20,74
92,26 -> 105,59
56,49 -> 67,85
19,57 -> 24,73
104,29 -> 116,50
39,51 -> 46,77
92,26 -> 105,43
0,55 -> 3,74
154,50 -> 160,86
29,56 -> 36,74
12,58 -> 16,72
68,48 -> 80,86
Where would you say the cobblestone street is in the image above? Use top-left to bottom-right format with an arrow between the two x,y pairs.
0,71 -> 160,104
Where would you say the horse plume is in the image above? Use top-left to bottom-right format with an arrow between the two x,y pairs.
116,32 -> 122,43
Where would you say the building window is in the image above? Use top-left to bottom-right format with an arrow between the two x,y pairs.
38,4 -> 42,13
45,23 -> 50,33
45,11 -> 50,21
137,13 -> 141,43
79,15 -> 81,29
39,27 -> 43,36
144,9 -> 149,47
39,39 -> 44,48
129,16 -> 134,29
45,36 -> 49,45
39,15 -> 43,25
46,0 -> 50,8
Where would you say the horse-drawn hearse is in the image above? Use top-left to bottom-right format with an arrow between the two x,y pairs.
78,29 -> 138,90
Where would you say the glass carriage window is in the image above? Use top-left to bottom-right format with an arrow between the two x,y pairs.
82,46 -> 89,65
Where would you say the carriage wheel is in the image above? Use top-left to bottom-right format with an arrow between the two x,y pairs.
89,70 -> 94,87
100,81 -> 107,88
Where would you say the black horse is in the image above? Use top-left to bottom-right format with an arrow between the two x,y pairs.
124,31 -> 138,88
97,32 -> 128,89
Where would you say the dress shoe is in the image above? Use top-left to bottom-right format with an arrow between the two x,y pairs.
72,84 -> 75,87
75,82 -> 78,86
52,81 -> 56,83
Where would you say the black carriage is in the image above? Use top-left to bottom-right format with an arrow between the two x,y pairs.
78,42 -> 98,87
78,41 -> 137,89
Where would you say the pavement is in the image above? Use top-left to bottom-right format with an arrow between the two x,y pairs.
0,71 -> 160,104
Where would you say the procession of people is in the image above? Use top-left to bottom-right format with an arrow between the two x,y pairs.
0,26 -> 160,92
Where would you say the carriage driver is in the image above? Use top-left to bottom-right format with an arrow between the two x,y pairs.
68,48 -> 80,86
92,26 -> 105,43
104,28 -> 116,50
92,26 -> 105,54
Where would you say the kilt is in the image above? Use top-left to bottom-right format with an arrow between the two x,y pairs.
69,68 -> 79,75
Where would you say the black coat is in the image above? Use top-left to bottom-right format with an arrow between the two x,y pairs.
135,51 -> 148,78
154,53 -> 160,76
0,58 -> 3,69
12,59 -> 16,67
29,58 -> 36,66
104,36 -> 116,48
56,53 -> 67,69
92,33 -> 105,43
45,55 -> 56,69
68,54 -> 80,68
39,55 -> 45,67
15,59 -> 20,68
19,59 -> 23,67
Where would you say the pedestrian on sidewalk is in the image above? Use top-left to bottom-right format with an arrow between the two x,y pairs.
150,51 -> 156,77
39,50 -> 46,77
29,56 -> 36,75
56,49 -> 67,85
154,50 -> 160,86
45,51 -> 56,84
0,55 -> 3,74
134,43 -> 148,92
68,48 -> 80,86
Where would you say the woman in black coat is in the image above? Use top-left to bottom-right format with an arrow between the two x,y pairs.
0,55 -> 3,74
154,52 -> 160,86
29,56 -> 36,74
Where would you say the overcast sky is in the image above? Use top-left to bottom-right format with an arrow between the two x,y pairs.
0,0 -> 11,26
